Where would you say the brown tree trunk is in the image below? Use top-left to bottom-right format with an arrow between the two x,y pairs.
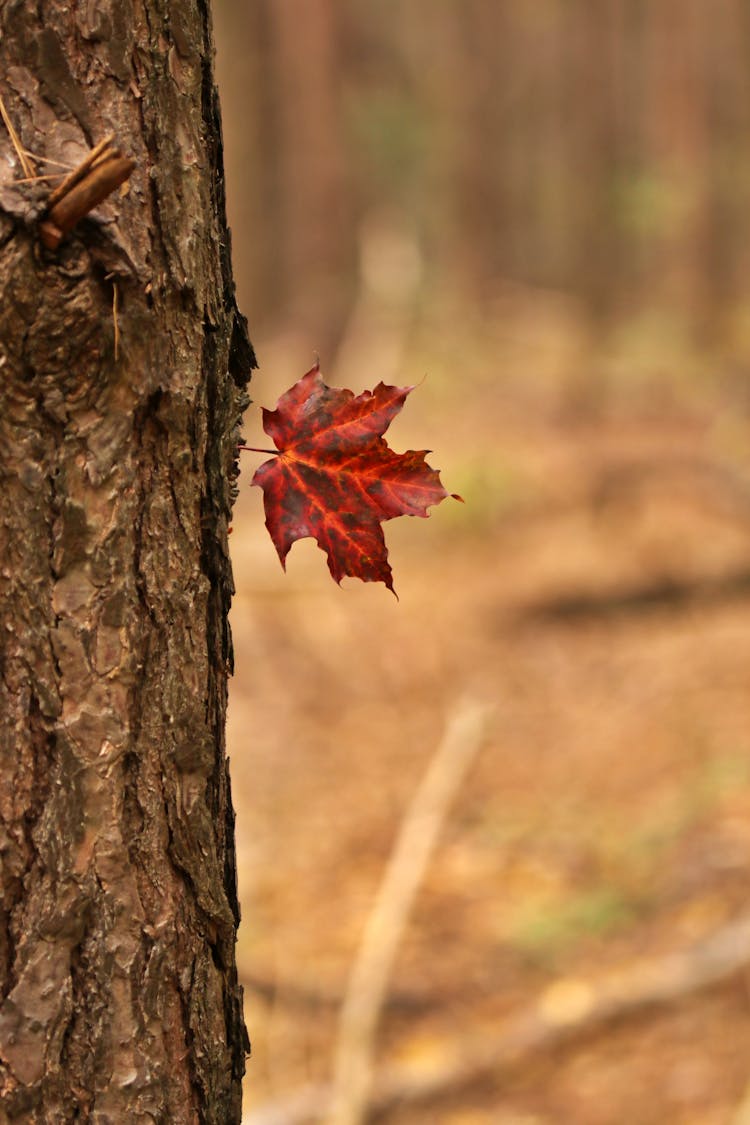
0,2 -> 254,1121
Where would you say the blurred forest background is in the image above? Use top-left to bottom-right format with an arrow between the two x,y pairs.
213,3 -> 750,1123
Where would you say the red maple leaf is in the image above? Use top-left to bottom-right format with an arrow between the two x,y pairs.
245,364 -> 458,593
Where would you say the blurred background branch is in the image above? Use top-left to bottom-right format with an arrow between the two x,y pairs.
328,699 -> 490,1125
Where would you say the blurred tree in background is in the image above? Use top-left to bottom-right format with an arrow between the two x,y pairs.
216,0 -> 750,373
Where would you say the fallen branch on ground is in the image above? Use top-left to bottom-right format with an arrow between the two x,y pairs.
328,699 -> 491,1125
244,911 -> 750,1125
513,566 -> 750,625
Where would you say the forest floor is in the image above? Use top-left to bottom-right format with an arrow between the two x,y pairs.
227,316 -> 750,1125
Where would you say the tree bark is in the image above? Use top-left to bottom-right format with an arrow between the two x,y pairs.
0,2 -> 254,1121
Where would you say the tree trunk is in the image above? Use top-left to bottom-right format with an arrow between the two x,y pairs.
0,2 -> 254,1121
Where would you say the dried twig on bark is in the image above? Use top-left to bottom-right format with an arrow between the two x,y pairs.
39,136 -> 135,250
0,92 -> 35,178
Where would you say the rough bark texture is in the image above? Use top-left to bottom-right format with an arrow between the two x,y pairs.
0,2 -> 255,1121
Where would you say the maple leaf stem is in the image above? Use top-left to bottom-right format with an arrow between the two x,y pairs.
238,445 -> 279,456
